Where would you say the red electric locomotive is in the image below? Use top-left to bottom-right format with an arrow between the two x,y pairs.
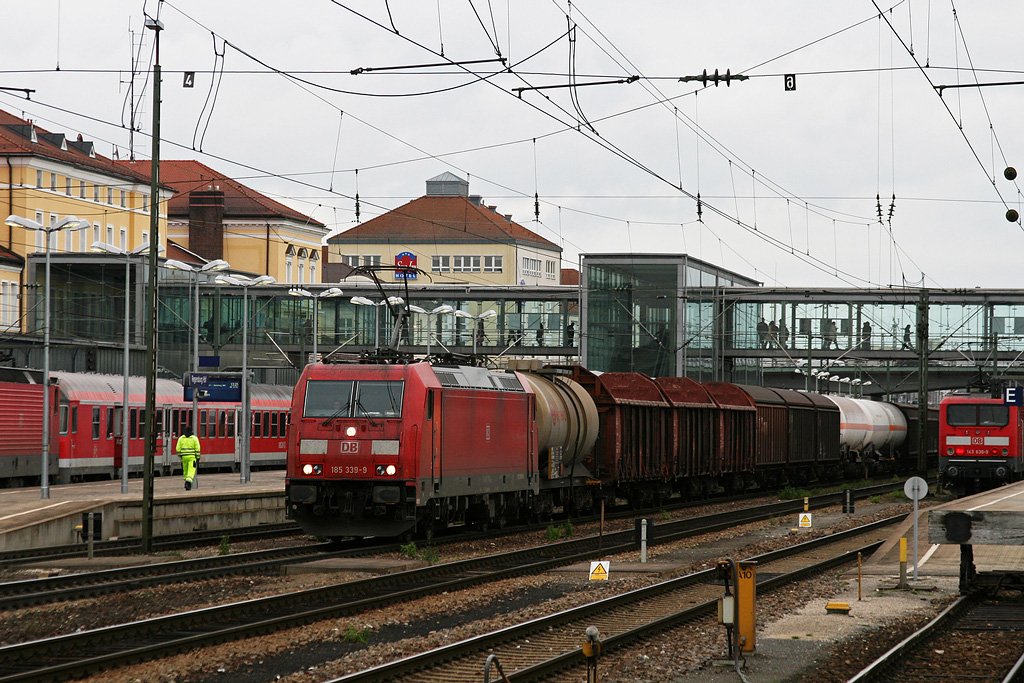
939,390 -> 1024,493
285,360 -> 600,539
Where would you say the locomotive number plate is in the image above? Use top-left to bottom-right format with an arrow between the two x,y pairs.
971,436 -> 983,445
330,465 -> 368,475
340,441 -> 360,454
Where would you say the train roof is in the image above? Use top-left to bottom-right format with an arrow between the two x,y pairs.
702,382 -> 757,411
50,371 -> 291,405
653,376 -> 715,408
589,372 -> 668,407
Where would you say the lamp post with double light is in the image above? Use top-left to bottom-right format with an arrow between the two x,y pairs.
454,309 -> 497,354
216,274 -> 275,482
350,296 -> 404,350
91,241 -> 163,493
288,287 -> 343,363
163,259 -> 230,436
6,214 -> 90,499
407,304 -> 454,357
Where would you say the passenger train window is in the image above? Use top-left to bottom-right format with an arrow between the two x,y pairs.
199,410 -> 207,438
218,410 -> 227,438
226,411 -> 235,438
270,412 -> 279,438
130,409 -> 138,439
59,405 -> 69,435
264,412 -> 271,437
92,407 -> 101,439
978,405 -> 1009,426
70,406 -> 77,434
156,410 -> 165,436
208,409 -> 217,438
107,408 -> 115,437
253,411 -> 263,437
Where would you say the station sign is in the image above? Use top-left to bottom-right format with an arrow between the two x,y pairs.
183,372 -> 242,402
1004,386 -> 1023,406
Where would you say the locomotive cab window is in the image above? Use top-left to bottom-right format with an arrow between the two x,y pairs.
947,404 -> 1009,427
303,380 -> 355,417
355,381 -> 404,418
302,379 -> 403,418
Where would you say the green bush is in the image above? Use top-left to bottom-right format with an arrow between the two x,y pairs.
218,535 -> 231,556
778,486 -> 812,501
342,625 -> 370,644
399,541 -> 418,559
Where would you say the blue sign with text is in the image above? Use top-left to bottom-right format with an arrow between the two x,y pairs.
1004,386 -> 1023,406
183,372 -> 242,402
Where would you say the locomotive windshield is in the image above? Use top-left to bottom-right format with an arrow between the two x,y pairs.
946,403 -> 1009,427
303,379 -> 403,419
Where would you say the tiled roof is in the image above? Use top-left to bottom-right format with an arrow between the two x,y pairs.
560,268 -> 580,285
114,159 -> 325,227
329,195 -> 560,251
0,109 -> 156,185
0,244 -> 24,266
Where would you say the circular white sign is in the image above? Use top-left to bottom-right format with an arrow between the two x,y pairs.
904,476 -> 929,501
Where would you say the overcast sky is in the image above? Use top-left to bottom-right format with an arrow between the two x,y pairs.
4,1 -> 1024,289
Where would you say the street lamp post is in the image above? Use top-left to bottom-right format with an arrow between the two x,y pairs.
350,296 -> 404,350
5,214 -> 90,499
288,287 -> 343,363
92,241 -> 163,493
454,309 -> 497,354
164,259 -> 230,438
217,274 -> 275,482
407,304 -> 454,357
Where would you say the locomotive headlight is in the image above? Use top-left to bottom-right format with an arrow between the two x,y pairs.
302,464 -> 323,475
946,447 -> 954,456
302,464 -> 313,475
375,464 -> 398,476
386,464 -> 397,476
346,426 -> 357,437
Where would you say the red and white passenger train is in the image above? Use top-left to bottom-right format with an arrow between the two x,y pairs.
0,369 -> 291,485
939,390 -> 1024,493
285,360 -> 935,539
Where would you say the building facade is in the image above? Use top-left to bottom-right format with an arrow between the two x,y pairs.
115,159 -> 326,283
0,108 -> 172,335
326,172 -> 563,287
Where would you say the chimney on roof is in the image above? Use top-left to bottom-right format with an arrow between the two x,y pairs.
504,214 -> 512,221
468,194 -> 483,205
76,133 -> 83,142
188,188 -> 225,261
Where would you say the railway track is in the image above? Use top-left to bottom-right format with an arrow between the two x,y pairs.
0,490 -> 901,683
0,482 -> 901,613
0,522 -> 302,566
848,592 -> 1024,683
329,518 -> 897,682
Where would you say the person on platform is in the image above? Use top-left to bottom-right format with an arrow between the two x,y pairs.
861,321 -> 872,350
537,322 -> 545,346
768,320 -> 779,348
566,321 -> 576,347
778,319 -> 789,349
757,318 -> 769,348
903,324 -> 913,350
176,426 -> 201,491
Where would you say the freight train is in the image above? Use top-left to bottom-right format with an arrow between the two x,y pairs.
0,369 -> 291,485
285,360 -> 935,539
939,389 -> 1024,494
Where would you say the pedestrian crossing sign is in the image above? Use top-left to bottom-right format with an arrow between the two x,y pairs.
798,513 -> 813,528
589,561 -> 610,581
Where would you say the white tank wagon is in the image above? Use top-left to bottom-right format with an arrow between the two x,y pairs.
517,372 -> 599,470
825,395 -> 907,457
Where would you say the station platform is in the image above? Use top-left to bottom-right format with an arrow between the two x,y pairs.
0,470 -> 286,551
863,479 -> 1024,578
